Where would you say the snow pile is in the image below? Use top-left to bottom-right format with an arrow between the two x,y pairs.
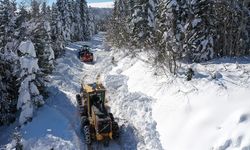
108,51 -> 250,150
105,74 -> 163,150
103,51 -> 163,149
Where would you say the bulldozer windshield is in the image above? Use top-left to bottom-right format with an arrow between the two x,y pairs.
90,92 -> 105,112
90,92 -> 104,103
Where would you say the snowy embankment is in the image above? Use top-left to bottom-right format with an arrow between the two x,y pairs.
107,50 -> 250,150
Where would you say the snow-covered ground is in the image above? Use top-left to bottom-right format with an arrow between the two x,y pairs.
108,50 -> 250,150
1,32 -> 250,150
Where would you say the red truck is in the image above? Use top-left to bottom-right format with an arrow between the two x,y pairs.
78,45 -> 94,63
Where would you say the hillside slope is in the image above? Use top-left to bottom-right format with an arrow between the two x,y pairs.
107,51 -> 250,150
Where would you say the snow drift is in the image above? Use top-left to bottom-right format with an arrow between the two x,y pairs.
108,50 -> 250,150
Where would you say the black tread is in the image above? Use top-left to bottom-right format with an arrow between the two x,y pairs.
83,125 -> 91,145
112,122 -> 119,139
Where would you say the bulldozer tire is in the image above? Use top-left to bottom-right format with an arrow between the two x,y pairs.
83,125 -> 91,145
109,113 -> 114,121
112,122 -> 119,139
81,116 -> 89,126
76,94 -> 82,106
103,140 -> 109,147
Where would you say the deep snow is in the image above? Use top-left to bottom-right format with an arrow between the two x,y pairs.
1,32 -> 250,150
108,50 -> 250,150
1,32 -> 163,150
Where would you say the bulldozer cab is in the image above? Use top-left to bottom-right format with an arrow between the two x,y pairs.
82,83 -> 107,116
89,92 -> 106,113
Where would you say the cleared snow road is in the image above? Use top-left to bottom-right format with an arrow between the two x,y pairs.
4,32 -> 162,150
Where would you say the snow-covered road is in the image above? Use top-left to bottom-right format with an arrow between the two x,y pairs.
3,32 -> 162,150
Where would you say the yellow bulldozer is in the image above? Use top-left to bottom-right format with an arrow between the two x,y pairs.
76,82 -> 119,146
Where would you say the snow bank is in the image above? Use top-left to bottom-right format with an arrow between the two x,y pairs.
109,51 -> 250,150
104,74 -> 163,150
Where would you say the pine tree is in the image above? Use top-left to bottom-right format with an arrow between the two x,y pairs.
80,0 -> 91,40
0,0 -> 16,50
0,0 -> 94,126
17,40 -> 44,124
16,2 -> 29,41
213,0 -> 250,57
51,3 -> 65,58
30,0 -> 40,19
0,51 -> 18,126
12,128 -> 23,150
129,0 -> 158,48
154,0 -> 180,74
108,0 -> 130,47
185,0 -> 215,62
0,0 -> 18,125
56,0 -> 71,41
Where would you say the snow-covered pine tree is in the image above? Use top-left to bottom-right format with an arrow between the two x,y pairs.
17,40 -> 44,124
88,8 -> 96,36
0,56 -> 17,125
30,0 -> 40,19
80,0 -> 91,40
56,0 -> 71,42
89,7 -> 112,33
229,0 -> 250,56
12,128 -> 23,150
106,0 -> 119,46
0,0 -> 19,126
129,0 -> 158,48
129,0 -> 147,48
154,0 -> 217,64
0,0 -> 16,50
16,2 -> 29,41
108,0 -> 130,47
51,3 -> 65,58
29,1 -> 55,75
70,0 -> 79,41
185,0 -> 215,62
213,0 -> 250,57
153,0 -> 180,74
71,0 -> 82,41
